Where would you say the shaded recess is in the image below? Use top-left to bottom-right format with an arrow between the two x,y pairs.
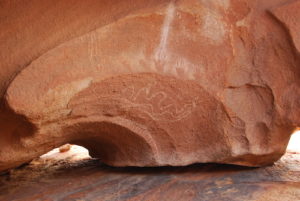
65,121 -> 157,166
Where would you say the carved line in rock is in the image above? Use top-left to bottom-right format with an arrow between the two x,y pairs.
116,81 -> 199,122
68,73 -> 209,124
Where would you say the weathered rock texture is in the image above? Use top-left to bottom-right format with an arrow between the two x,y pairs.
0,0 -> 300,171
1,151 -> 300,201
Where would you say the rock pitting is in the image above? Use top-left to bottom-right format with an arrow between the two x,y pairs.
0,0 -> 300,172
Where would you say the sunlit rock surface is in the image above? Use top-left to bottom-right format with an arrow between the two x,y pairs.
40,144 -> 91,161
0,0 -> 300,171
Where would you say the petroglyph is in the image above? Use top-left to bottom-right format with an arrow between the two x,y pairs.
78,75 -> 201,123
119,81 -> 200,122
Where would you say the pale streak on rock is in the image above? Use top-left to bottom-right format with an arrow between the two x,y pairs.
201,11 -> 227,44
89,32 -> 97,63
203,0 -> 230,10
154,1 -> 176,65
236,18 -> 247,27
154,1 -> 196,79
219,0 -> 230,10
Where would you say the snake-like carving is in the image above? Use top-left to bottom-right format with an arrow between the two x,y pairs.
0,0 -> 299,171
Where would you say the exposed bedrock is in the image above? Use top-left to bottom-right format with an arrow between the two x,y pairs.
0,0 -> 300,171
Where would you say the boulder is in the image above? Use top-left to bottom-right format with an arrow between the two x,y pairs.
0,0 -> 300,171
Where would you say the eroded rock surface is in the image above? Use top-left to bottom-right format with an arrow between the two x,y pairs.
1,151 -> 300,201
0,0 -> 300,171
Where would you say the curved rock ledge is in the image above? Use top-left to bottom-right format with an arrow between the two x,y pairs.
0,0 -> 300,171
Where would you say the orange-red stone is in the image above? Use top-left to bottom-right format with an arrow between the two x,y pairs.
0,0 -> 300,172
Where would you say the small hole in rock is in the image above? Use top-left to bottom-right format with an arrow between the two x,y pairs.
3,145 -> 94,184
39,144 -> 92,162
287,129 -> 300,153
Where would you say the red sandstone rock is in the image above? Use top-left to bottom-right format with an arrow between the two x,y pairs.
1,152 -> 300,201
0,0 -> 300,172
59,144 -> 72,153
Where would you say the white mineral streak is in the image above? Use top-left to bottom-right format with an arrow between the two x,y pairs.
154,2 -> 197,79
154,1 -> 176,65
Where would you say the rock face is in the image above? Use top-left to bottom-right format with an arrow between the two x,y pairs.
1,151 -> 300,201
0,0 -> 300,172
